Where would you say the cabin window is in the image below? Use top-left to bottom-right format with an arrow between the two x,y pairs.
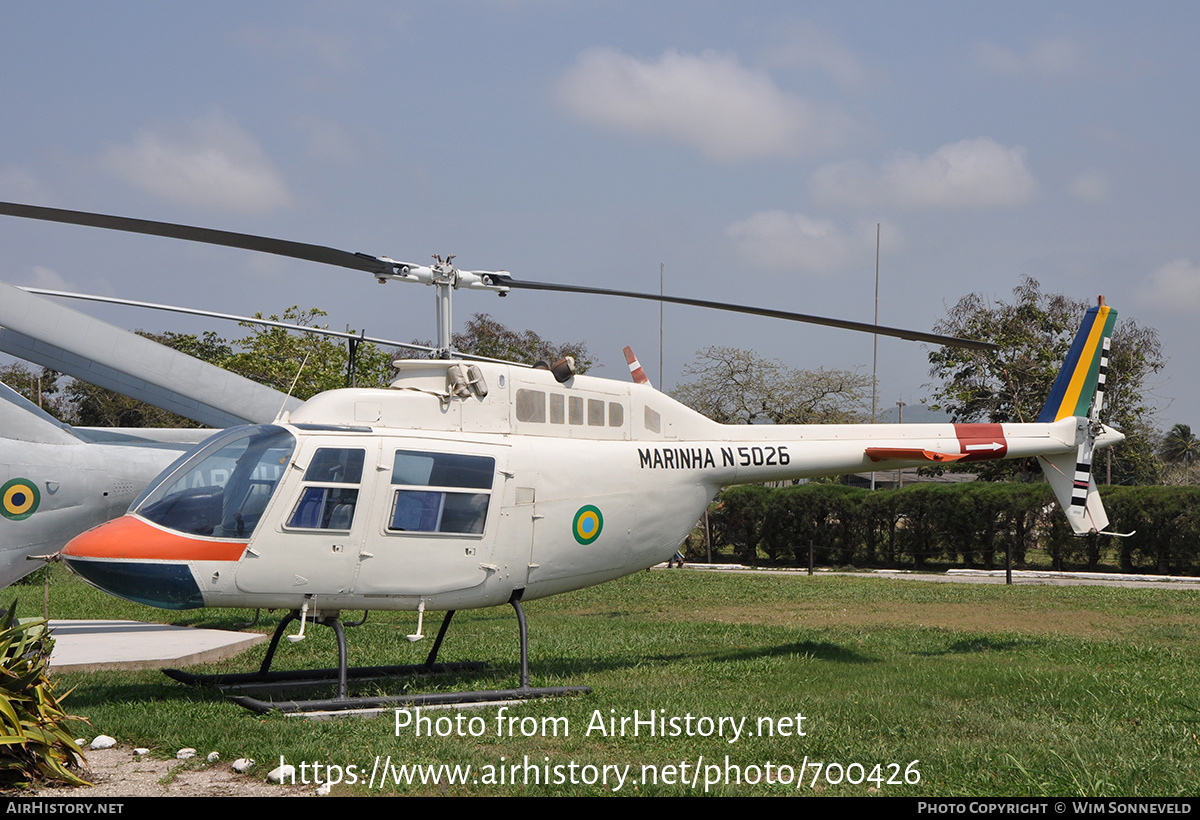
569,396 -> 583,425
588,399 -> 605,426
609,402 -> 624,427
644,406 -> 661,433
549,393 -> 565,424
286,447 -> 366,531
288,487 -> 359,530
516,389 -> 545,423
388,450 -> 495,535
391,451 -> 493,488
390,491 -> 490,535
302,448 -> 364,483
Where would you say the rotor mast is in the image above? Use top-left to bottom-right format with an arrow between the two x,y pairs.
370,253 -> 511,357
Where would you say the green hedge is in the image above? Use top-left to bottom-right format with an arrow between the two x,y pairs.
704,483 -> 1200,575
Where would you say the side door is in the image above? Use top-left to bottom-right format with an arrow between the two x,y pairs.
353,443 -> 501,597
235,437 -> 374,596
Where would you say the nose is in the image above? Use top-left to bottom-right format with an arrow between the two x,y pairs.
62,516 -> 242,610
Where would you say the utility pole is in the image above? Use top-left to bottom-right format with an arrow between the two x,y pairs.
870,223 -> 880,490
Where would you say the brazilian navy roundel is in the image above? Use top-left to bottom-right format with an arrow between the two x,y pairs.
572,505 -> 603,545
1,478 -> 40,521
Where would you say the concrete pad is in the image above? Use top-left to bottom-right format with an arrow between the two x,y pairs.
47,620 -> 267,673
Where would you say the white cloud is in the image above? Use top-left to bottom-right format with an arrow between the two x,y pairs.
24,266 -> 73,291
811,138 -> 1038,209
295,116 -> 362,164
555,48 -> 851,161
726,211 -> 848,273
232,27 -> 360,75
764,21 -> 876,91
1139,259 -> 1200,312
103,111 -> 292,214
17,266 -> 116,296
974,37 -> 1087,78
853,219 -> 907,254
0,166 -> 49,202
1069,170 -> 1110,203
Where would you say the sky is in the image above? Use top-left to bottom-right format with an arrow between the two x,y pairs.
1,2 -> 1197,428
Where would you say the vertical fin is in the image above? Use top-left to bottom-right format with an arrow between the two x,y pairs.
1039,443 -> 1110,534
1037,302 -> 1118,423
1038,299 -> 1117,534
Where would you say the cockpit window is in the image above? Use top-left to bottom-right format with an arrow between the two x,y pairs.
134,425 -> 295,539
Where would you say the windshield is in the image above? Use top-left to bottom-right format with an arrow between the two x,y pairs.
134,425 -> 296,539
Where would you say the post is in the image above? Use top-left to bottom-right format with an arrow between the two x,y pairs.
870,223 -> 880,491
704,508 -> 712,564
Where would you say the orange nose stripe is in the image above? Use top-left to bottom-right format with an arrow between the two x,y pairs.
63,516 -> 247,562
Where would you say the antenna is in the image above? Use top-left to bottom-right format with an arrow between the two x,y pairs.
277,351 -> 312,420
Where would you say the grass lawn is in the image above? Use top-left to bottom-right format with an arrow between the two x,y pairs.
22,564 -> 1200,796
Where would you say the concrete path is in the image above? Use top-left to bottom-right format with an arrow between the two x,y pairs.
47,619 -> 267,673
665,563 -> 1200,590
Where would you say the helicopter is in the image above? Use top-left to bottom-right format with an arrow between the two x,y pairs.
0,201 -> 1122,713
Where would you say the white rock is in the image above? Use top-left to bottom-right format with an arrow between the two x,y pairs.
268,764 -> 295,784
207,751 -> 220,763
316,782 -> 331,796
74,738 -> 86,747
90,735 -> 117,750
133,748 -> 149,757
176,748 -> 196,760
232,758 -> 255,774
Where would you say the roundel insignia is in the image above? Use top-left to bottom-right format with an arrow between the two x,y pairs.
572,505 -> 603,545
1,479 -> 41,521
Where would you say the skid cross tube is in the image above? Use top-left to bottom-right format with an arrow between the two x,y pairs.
165,594 -> 590,714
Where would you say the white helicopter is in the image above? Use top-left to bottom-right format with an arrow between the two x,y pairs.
0,202 -> 1121,712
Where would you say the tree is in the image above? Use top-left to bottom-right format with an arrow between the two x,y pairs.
670,346 -> 871,425
1,310 -> 395,426
927,277 -> 1165,483
222,306 -> 395,401
1159,424 -> 1200,485
0,363 -> 68,419
416,313 -> 595,373
1160,424 -> 1199,466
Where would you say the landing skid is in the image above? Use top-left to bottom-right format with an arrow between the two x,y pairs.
164,592 -> 591,714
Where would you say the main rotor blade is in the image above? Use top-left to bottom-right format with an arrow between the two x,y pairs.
18,287 -> 532,367
0,281 -> 301,427
0,201 -> 397,276
20,288 -> 433,353
0,201 -> 995,350
494,277 -> 998,351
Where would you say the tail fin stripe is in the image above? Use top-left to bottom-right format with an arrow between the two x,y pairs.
1091,337 -> 1111,421
1059,307 -> 1110,420
1037,305 -> 1117,423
